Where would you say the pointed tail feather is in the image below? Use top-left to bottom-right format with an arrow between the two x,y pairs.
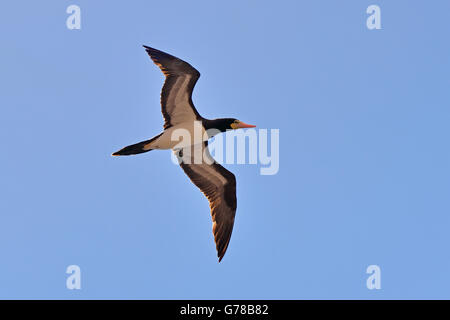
112,133 -> 162,156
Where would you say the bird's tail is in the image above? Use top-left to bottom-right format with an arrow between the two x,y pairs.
112,133 -> 162,156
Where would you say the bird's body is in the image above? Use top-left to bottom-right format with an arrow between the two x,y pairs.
113,46 -> 255,262
144,121 -> 208,150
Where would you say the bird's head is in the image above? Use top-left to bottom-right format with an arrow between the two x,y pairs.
205,118 -> 256,133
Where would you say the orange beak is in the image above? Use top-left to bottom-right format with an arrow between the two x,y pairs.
236,121 -> 256,129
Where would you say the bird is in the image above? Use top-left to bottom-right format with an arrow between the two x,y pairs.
112,46 -> 255,262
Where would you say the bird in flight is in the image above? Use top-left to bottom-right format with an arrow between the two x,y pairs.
112,46 -> 255,262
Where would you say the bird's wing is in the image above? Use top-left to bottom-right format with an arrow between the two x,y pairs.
143,46 -> 201,129
176,142 -> 237,262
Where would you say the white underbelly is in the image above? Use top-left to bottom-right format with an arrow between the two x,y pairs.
150,122 -> 208,150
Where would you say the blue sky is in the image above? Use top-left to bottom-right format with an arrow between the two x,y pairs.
1,0 -> 450,299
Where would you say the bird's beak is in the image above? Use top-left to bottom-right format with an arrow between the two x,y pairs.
236,121 -> 256,129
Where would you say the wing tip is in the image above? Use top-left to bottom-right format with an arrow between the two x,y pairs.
143,45 -> 158,56
217,243 -> 230,263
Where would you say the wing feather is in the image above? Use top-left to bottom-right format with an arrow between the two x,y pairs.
177,143 -> 237,262
143,46 -> 201,129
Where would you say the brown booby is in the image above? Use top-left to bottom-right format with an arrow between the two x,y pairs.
112,46 -> 255,262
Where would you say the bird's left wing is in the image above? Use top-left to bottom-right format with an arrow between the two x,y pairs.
176,142 -> 237,262
143,46 -> 201,129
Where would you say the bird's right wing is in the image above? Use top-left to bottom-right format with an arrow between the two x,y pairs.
176,142 -> 237,262
143,46 -> 201,129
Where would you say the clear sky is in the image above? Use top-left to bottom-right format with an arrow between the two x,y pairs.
1,0 -> 449,299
